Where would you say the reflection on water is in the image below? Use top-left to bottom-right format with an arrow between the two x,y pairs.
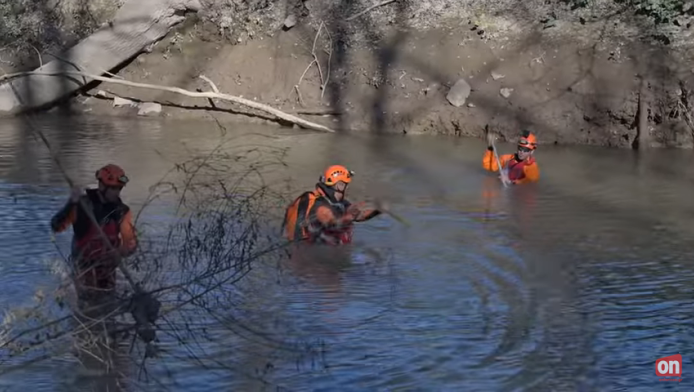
1,113 -> 694,391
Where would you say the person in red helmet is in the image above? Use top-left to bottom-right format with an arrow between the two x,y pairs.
282,165 -> 384,246
482,129 -> 540,185
51,164 -> 138,301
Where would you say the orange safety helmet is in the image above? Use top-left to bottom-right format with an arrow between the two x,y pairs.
320,165 -> 354,186
95,164 -> 129,187
518,130 -> 537,150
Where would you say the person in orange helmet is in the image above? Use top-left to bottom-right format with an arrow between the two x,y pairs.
482,129 -> 540,185
50,164 -> 138,301
282,165 -> 384,246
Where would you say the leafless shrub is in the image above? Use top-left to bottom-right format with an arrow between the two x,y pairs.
0,124 -> 322,388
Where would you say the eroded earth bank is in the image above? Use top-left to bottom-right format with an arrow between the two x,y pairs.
2,0 -> 694,148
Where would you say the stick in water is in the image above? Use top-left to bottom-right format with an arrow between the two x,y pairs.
484,125 -> 510,187
373,199 -> 410,227
382,207 -> 410,227
491,139 -> 511,187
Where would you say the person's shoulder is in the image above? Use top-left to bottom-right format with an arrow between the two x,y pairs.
116,199 -> 131,214
78,190 -> 96,206
84,188 -> 98,199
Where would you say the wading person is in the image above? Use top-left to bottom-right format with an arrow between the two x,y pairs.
483,129 -> 540,185
282,165 -> 384,246
50,164 -> 138,302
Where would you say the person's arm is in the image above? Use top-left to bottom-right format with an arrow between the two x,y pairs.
119,209 -> 138,256
313,205 -> 356,229
513,162 -> 540,184
346,201 -> 382,222
50,202 -> 77,233
51,187 -> 85,233
483,130 -> 503,172
482,146 -> 499,172
482,148 -> 513,173
305,205 -> 355,245
355,209 -> 381,222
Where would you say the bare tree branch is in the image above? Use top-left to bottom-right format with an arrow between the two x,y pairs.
0,71 -> 336,132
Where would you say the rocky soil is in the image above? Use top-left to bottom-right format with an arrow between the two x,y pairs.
4,0 -> 694,148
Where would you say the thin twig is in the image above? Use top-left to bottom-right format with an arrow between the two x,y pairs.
346,0 -> 397,21
294,85 -> 306,107
297,59 -> 317,87
294,60 -> 314,107
45,52 -> 124,80
312,22 -> 325,87
294,22 -> 327,106
30,45 -> 42,67
200,74 -> 221,108
678,81 -> 694,140
636,77 -> 649,149
529,51 -> 546,67
200,75 -> 220,93
678,101 -> 694,136
321,24 -> 333,99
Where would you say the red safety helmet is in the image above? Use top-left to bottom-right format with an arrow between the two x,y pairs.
95,164 -> 129,187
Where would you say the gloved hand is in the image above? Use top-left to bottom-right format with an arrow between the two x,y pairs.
486,131 -> 497,148
346,203 -> 362,220
70,186 -> 83,203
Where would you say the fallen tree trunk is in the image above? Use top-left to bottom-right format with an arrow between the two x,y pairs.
0,0 -> 202,114
1,70 -> 337,133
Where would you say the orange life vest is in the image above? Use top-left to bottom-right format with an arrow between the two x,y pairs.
506,156 -> 535,182
282,189 -> 353,245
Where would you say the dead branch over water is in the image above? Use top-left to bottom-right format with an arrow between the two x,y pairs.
0,71 -> 336,133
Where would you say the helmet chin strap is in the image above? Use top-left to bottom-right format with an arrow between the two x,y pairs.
317,182 -> 342,204
97,183 -> 120,204
97,186 -> 109,202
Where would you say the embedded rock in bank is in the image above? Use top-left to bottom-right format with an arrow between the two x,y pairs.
491,71 -> 505,80
446,79 -> 472,107
138,102 -> 162,116
114,97 -> 136,107
283,14 -> 298,30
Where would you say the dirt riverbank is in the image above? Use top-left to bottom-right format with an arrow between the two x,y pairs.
5,1 -> 694,148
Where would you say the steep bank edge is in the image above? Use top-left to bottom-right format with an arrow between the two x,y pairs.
78,18 -> 694,149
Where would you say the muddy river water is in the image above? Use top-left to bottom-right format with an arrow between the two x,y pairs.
0,114 -> 693,391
